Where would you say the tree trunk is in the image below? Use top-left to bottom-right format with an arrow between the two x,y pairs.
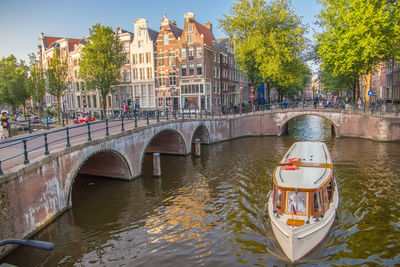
363,72 -> 372,106
102,93 -> 107,119
57,95 -> 61,122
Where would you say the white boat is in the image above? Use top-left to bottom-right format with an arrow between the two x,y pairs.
267,141 -> 339,262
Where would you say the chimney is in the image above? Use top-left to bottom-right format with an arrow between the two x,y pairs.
205,22 -> 212,33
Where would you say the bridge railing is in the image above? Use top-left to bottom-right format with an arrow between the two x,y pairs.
1,102 -> 398,174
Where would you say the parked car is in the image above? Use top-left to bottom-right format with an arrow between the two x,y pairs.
41,116 -> 56,124
73,114 -> 95,124
30,116 -> 40,124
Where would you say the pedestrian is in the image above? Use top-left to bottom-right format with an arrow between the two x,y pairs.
121,101 -> 129,118
1,110 -> 9,140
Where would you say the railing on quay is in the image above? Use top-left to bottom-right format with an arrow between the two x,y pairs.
1,102 -> 398,175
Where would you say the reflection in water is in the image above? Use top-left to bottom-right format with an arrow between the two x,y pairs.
2,115 -> 400,266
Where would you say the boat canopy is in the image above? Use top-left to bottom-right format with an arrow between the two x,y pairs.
274,142 -> 333,190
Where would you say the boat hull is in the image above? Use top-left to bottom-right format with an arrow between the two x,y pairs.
268,183 -> 338,262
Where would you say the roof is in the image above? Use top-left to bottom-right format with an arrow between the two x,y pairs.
194,21 -> 217,48
68,39 -> 81,53
44,36 -> 62,49
169,23 -> 183,39
274,142 -> 333,190
217,37 -> 229,53
148,28 -> 159,42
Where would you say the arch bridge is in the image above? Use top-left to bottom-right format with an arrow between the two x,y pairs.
0,108 -> 399,257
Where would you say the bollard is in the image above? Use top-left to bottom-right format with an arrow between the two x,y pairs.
153,152 -> 161,177
121,116 -> 125,132
87,122 -> 92,141
66,127 -> 71,148
44,133 -> 49,155
105,119 -> 109,136
28,119 -> 32,134
23,139 -> 29,164
195,138 -> 201,157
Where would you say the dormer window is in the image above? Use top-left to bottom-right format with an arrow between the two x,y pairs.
187,24 -> 193,32
163,34 -> 169,45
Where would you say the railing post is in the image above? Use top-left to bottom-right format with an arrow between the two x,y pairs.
174,109 -> 177,120
0,160 -> 3,175
205,109 -> 208,118
157,110 -> 160,122
188,109 -> 191,119
146,111 -> 149,125
28,119 -> 32,134
62,114 -> 65,127
44,133 -> 49,155
121,116 -> 125,132
87,122 -> 92,141
46,117 -> 49,130
66,127 -> 71,148
105,119 -> 110,136
23,139 -> 29,164
182,109 -> 184,120
195,108 -> 197,119
200,108 -> 203,119
7,125 -> 11,138
134,115 -> 138,127
166,109 -> 169,120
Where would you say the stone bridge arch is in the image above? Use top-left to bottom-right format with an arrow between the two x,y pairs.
191,124 -> 211,146
66,148 -> 132,206
277,112 -> 340,137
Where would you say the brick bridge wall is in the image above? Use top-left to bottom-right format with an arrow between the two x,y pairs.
1,110 -> 399,257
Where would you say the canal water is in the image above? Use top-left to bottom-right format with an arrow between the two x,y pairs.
2,115 -> 400,266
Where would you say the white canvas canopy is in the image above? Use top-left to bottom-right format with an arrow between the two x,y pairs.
274,142 -> 333,189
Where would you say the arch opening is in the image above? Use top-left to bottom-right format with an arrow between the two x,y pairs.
68,149 -> 132,206
191,125 -> 211,145
280,114 -> 337,139
145,129 -> 187,155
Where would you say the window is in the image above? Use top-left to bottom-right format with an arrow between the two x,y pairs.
169,71 -> 176,86
124,69 -> 130,82
146,67 -> 153,79
313,192 -> 322,214
196,46 -> 202,58
132,54 -> 137,64
139,53 -> 144,64
92,95 -> 97,108
158,53 -> 165,66
187,34 -> 193,43
196,63 -> 202,76
77,96 -> 81,108
158,72 -> 166,87
187,24 -> 193,32
274,187 -> 282,209
87,95 -> 91,108
286,191 -> 308,215
138,40 -> 144,48
181,64 -> 187,76
76,82 -> 80,91
188,47 -> 194,60
163,34 -> 169,45
146,52 -> 151,63
158,97 -> 164,107
124,42 -> 129,52
73,59 -> 77,66
168,51 -> 176,66
181,48 -> 186,59
189,64 -> 194,76
140,68 -> 145,79
74,70 -> 78,78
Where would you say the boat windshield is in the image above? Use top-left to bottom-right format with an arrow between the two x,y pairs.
286,191 -> 308,215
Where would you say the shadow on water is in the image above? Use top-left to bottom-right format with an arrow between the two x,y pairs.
2,115 -> 400,266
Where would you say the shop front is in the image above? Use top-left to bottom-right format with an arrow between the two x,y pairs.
180,82 -> 211,112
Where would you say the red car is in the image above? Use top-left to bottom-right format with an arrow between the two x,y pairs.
73,115 -> 95,124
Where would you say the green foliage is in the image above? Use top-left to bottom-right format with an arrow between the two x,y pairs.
0,55 -> 29,112
27,53 -> 46,118
316,0 -> 400,98
220,0 -> 308,100
79,23 -> 127,117
318,67 -> 357,97
46,48 -> 68,121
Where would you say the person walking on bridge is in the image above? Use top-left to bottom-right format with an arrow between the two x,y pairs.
1,110 -> 9,140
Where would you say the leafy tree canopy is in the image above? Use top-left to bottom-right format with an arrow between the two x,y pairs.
27,53 -> 46,118
0,55 -> 29,111
79,23 -> 127,117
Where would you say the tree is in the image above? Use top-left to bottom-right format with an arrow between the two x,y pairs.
79,23 -> 127,118
316,0 -> 400,104
27,53 -> 46,118
46,48 -> 68,122
0,55 -> 29,113
220,0 -> 307,103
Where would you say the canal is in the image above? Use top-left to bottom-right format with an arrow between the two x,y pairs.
2,115 -> 400,266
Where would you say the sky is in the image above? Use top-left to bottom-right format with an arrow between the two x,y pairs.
0,0 -> 321,65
